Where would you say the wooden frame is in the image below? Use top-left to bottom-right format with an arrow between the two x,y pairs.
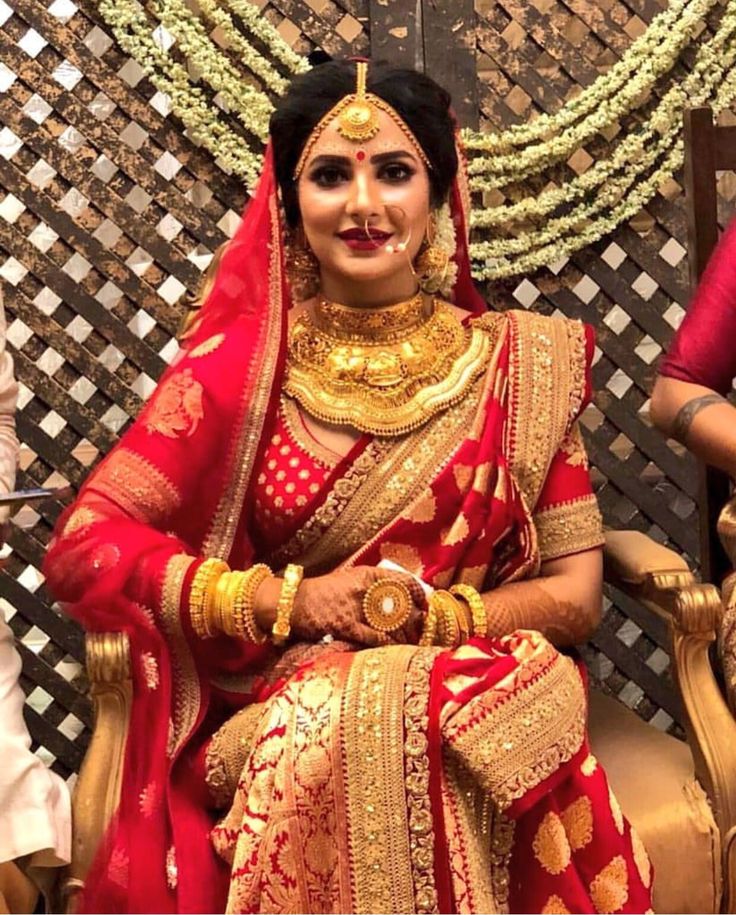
683,106 -> 736,583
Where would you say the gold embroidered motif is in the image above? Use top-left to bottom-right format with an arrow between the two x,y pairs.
442,513 -> 470,547
62,505 -> 100,536
590,855 -> 629,913
166,845 -> 178,889
206,703 -> 266,809
630,827 -> 652,889
559,423 -> 588,468
143,367 -> 204,438
189,333 -> 225,358
159,553 -> 199,756
140,651 -> 159,690
581,754 -> 598,776
404,650 -> 441,914
404,490 -> 437,524
342,647 -> 417,913
379,542 -> 424,576
453,463 -> 474,492
533,812 -> 571,875
609,785 -> 624,835
271,439 -> 392,568
138,780 -> 159,817
561,795 -> 593,851
89,448 -> 181,525
107,846 -> 129,889
542,894 -> 571,914
534,494 -> 604,562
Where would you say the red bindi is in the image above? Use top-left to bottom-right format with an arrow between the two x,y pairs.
356,149 -> 366,162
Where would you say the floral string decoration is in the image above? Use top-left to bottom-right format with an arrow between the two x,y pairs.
94,0 -> 736,279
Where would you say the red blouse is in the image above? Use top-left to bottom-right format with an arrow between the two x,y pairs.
658,216 -> 736,394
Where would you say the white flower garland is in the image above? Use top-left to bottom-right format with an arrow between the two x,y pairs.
463,0 -> 717,159
93,0 -> 736,278
152,0 -> 273,142
99,0 -> 264,187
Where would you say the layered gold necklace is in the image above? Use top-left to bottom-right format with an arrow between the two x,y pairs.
284,292 -> 491,436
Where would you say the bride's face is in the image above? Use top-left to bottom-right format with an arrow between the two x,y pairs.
296,107 -> 431,304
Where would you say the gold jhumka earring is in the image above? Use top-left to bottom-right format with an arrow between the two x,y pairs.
415,212 -> 449,295
285,227 -> 320,302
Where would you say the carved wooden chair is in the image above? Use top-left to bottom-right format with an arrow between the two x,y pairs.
55,531 -> 736,914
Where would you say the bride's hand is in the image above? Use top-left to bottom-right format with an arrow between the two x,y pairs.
290,565 -> 426,647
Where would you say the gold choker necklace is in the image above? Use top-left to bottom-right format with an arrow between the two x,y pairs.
284,296 -> 492,436
313,292 -> 430,343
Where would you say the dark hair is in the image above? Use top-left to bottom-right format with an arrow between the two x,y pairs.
270,60 -> 458,226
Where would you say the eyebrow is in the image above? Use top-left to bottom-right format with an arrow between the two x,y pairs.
308,149 -> 418,168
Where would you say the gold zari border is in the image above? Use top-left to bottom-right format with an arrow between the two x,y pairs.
160,553 -> 199,756
445,644 -> 586,810
506,312 -> 586,512
342,647 -> 417,913
534,494 -> 604,562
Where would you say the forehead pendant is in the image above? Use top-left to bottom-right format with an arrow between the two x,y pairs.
337,61 -> 380,142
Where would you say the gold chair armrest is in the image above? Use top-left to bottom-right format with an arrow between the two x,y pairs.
61,633 -> 132,914
605,530 -> 736,911
603,530 -> 695,608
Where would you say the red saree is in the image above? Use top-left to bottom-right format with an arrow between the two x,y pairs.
44,145 -> 652,914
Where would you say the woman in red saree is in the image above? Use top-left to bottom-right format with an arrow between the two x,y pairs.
44,60 -> 652,914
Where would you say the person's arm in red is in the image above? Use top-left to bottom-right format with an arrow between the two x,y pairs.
651,217 -> 736,477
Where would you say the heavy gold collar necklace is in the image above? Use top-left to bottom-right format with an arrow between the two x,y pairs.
284,294 -> 491,436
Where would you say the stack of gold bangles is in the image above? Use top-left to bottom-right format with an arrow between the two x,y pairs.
188,558 -> 304,645
419,585 -> 487,647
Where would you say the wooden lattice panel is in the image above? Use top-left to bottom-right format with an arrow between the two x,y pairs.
1,0 -> 729,774
472,0 -> 733,734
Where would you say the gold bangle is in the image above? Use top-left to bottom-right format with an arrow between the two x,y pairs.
272,564 -> 303,646
233,564 -> 272,643
432,590 -> 462,648
190,558 -> 229,638
211,572 -> 233,635
450,584 -> 487,638
419,598 -> 438,647
221,571 -> 246,637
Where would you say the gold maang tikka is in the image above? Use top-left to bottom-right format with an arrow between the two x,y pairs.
293,61 -> 431,179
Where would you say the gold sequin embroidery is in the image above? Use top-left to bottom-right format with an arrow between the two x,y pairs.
534,494 -> 604,562
542,894 -> 571,914
141,651 -> 159,690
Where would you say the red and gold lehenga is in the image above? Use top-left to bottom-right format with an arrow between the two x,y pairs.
44,145 -> 653,914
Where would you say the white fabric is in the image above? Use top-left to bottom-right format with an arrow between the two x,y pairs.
0,609 -> 71,867
0,291 -> 71,870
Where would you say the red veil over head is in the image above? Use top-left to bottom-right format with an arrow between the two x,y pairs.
45,109 -> 488,913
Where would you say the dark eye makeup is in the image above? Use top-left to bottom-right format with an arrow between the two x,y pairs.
308,158 -> 417,188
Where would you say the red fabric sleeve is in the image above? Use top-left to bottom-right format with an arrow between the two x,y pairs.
658,216 -> 736,394
532,324 -> 604,561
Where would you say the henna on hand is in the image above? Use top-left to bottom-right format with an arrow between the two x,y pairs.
482,581 -> 593,646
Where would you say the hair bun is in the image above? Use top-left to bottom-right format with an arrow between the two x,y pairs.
308,49 -> 332,66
